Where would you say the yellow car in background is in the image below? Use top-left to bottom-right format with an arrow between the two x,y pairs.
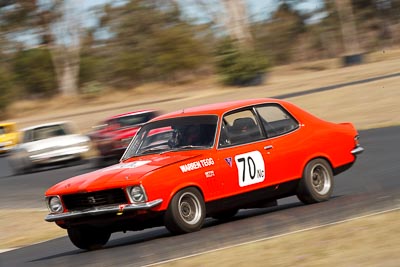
0,122 -> 19,154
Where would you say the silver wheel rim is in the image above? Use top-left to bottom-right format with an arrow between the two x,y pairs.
178,192 -> 202,225
311,163 -> 331,195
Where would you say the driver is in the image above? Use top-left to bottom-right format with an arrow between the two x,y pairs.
183,125 -> 202,146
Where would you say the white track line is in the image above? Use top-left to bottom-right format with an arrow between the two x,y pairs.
143,206 -> 400,267
0,248 -> 18,253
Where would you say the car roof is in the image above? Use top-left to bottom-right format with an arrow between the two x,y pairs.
152,98 -> 288,120
21,121 -> 70,131
107,109 -> 156,120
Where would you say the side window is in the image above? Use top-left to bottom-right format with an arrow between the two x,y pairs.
219,109 -> 264,147
256,105 -> 299,138
23,130 -> 32,143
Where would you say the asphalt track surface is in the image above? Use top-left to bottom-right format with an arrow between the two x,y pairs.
0,125 -> 399,267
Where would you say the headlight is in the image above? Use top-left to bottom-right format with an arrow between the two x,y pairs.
47,196 -> 64,213
127,185 -> 147,203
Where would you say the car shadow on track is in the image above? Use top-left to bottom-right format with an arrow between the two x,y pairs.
27,228 -> 172,264
101,196 -> 347,250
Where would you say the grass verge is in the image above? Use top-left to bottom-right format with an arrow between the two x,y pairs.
155,210 -> 400,267
1,209 -> 399,267
0,209 -> 65,250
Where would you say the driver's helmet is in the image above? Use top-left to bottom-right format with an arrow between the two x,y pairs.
168,128 -> 183,148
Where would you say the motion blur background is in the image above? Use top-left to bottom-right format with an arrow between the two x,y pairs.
0,0 -> 399,118
1,2 -> 400,263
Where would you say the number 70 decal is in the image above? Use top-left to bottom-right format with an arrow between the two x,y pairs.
235,151 -> 265,187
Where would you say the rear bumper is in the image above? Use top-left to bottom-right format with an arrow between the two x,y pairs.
45,199 -> 163,222
351,146 -> 364,155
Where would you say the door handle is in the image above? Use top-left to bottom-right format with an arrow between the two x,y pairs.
264,145 -> 273,150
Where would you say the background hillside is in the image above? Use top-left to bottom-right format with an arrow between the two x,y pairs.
1,0 -> 400,121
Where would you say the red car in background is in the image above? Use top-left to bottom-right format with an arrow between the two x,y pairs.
89,110 -> 160,164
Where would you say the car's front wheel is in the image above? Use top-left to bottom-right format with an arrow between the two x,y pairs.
8,152 -> 32,175
67,226 -> 111,250
164,187 -> 205,234
296,158 -> 334,204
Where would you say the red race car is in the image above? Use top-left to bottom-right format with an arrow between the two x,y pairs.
45,98 -> 363,250
88,110 -> 160,164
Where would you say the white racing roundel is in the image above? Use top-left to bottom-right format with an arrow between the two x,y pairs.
235,151 -> 265,187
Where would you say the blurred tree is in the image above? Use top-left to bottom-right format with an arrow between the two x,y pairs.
220,0 -> 253,46
181,0 -> 253,46
78,29 -> 106,89
0,66 -> 15,117
0,0 -> 84,97
98,0 -> 211,87
312,0 -> 342,58
13,48 -> 57,97
254,2 -> 306,64
351,0 -> 399,48
50,0 -> 83,96
215,38 -> 269,86
185,0 -> 270,85
335,0 -> 361,55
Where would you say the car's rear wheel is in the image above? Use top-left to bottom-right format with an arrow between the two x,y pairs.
212,209 -> 239,221
296,158 -> 333,204
164,187 -> 205,234
67,226 -> 111,250
8,153 -> 32,175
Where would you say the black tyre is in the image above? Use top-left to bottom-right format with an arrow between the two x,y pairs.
164,187 -> 205,234
296,158 -> 334,204
8,159 -> 23,175
212,209 -> 239,221
67,226 -> 111,250
8,156 -> 30,175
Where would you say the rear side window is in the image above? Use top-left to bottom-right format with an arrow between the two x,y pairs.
116,112 -> 158,127
256,105 -> 299,138
219,109 -> 264,147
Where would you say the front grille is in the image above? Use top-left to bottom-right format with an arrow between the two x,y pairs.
62,188 -> 128,211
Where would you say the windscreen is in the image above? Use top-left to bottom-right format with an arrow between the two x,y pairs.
122,115 -> 218,160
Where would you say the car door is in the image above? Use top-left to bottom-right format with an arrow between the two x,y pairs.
253,104 -> 304,184
216,107 -> 275,198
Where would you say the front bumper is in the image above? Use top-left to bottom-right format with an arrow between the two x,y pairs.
45,199 -> 163,222
0,142 -> 14,153
30,146 -> 89,164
